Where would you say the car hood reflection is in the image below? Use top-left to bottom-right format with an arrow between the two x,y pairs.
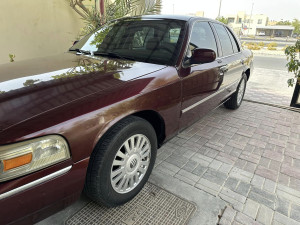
0,53 -> 166,132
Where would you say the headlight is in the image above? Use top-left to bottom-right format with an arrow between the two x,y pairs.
0,135 -> 70,182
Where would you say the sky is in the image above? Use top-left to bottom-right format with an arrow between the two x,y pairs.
161,0 -> 300,21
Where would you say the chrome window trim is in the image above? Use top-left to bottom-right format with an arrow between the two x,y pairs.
217,51 -> 241,60
0,166 -> 72,200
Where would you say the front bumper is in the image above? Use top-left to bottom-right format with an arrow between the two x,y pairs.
0,158 -> 89,225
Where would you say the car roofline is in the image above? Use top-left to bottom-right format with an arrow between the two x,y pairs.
114,14 -> 220,23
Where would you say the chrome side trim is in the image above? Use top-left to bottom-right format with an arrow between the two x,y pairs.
182,88 -> 225,114
0,166 -> 72,200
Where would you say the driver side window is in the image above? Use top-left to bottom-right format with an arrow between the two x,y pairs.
188,22 -> 218,57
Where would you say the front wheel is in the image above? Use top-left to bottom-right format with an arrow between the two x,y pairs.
224,74 -> 247,110
84,116 -> 157,207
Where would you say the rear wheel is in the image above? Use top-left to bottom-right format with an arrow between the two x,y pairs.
224,74 -> 247,110
84,116 -> 157,207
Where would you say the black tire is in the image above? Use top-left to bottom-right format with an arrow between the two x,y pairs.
224,74 -> 247,110
84,116 -> 157,207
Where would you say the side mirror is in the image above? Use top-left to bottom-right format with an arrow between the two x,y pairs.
190,48 -> 216,64
73,40 -> 79,46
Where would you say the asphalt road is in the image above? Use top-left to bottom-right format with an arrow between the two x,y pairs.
253,55 -> 288,71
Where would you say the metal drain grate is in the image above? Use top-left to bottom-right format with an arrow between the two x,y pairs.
66,183 -> 196,225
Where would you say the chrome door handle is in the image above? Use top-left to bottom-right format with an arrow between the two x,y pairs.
220,65 -> 228,73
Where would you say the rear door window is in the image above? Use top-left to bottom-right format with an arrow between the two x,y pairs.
226,28 -> 240,53
212,23 -> 234,56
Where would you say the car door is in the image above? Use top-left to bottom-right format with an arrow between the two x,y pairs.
211,23 -> 244,96
179,21 -> 227,129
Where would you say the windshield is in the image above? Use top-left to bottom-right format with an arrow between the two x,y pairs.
70,19 -> 186,66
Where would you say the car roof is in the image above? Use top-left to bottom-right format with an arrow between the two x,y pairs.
126,14 -> 214,22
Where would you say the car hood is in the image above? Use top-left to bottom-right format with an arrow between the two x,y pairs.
0,53 -> 166,132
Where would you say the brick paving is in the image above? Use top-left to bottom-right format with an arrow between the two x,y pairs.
244,68 -> 294,106
154,101 -> 300,225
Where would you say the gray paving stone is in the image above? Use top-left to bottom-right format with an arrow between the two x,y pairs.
165,154 -> 189,168
192,164 -> 208,177
290,203 -> 300,222
219,163 -> 233,174
220,206 -> 236,222
155,161 -> 180,176
225,177 -> 239,190
235,181 -> 251,197
177,169 -> 200,183
218,193 -> 244,211
174,173 -> 196,186
257,205 -> 274,225
195,178 -> 221,196
235,211 -> 262,225
230,167 -> 252,183
273,212 -> 300,225
276,189 -> 300,205
202,168 -> 227,186
182,159 -> 198,172
277,184 -> 300,196
248,188 -> 276,209
275,197 -> 290,217
263,179 -> 277,193
220,187 -> 247,204
243,199 -> 260,219
251,187 -> 277,202
208,159 -> 223,170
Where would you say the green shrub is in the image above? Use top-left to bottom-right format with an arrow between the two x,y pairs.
267,42 -> 277,50
246,43 -> 261,50
258,42 -> 265,47
268,42 -> 278,47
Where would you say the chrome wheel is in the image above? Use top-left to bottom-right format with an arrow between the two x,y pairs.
237,78 -> 246,105
111,134 -> 151,194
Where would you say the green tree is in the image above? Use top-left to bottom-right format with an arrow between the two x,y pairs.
276,20 -> 291,25
68,0 -> 162,36
216,16 -> 228,25
292,19 -> 300,34
285,40 -> 300,87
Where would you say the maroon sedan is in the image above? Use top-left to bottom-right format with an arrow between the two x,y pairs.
0,15 -> 253,224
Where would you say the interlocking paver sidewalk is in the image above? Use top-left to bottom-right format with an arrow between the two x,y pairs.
244,67 -> 294,106
154,101 -> 300,225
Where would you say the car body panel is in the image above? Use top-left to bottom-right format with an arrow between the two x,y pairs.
0,53 -> 167,133
0,158 -> 89,225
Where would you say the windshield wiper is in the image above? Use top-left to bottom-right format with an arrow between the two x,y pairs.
70,48 -> 91,55
93,51 -> 134,61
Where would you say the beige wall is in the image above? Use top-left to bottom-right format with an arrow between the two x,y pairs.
0,0 -> 84,64
227,12 -> 269,36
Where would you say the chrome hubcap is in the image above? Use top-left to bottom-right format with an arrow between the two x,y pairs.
111,134 -> 151,194
237,79 -> 246,105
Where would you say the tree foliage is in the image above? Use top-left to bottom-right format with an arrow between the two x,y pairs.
68,0 -> 162,36
216,16 -> 228,25
292,19 -> 300,34
285,40 -> 300,87
276,20 -> 291,25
